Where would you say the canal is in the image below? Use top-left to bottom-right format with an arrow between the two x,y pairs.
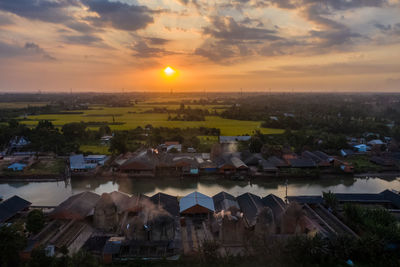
1,176 -> 400,205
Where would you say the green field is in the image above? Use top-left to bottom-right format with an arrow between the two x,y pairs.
80,145 -> 111,155
20,105 -> 284,136
0,102 -> 48,109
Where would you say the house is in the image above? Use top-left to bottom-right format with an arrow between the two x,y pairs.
94,193 -> 119,231
212,192 -> 245,245
0,195 -> 31,223
242,152 -> 263,166
84,155 -> 109,166
262,194 -> 286,225
216,157 -> 236,174
259,159 -> 278,175
7,162 -> 27,171
230,156 -> 248,171
179,191 -> 215,215
100,135 -> 113,145
340,149 -> 354,157
199,160 -> 218,173
50,191 -> 100,220
171,156 -> 199,176
353,144 -> 369,152
102,237 -> 124,264
119,150 -> 157,177
333,159 -> 354,173
150,192 -> 179,217
236,192 -> 264,228
287,158 -> 317,168
268,156 -> 289,168
70,154 -> 97,172
367,139 -> 385,146
164,141 -> 182,152
9,136 -> 30,150
302,151 -> 332,167
212,191 -> 240,213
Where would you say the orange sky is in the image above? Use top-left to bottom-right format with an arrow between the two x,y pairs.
0,0 -> 399,92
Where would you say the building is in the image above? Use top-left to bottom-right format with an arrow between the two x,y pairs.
0,195 -> 31,223
287,158 -> 317,168
84,155 -> 109,166
268,156 -> 289,168
180,191 -> 215,215
150,192 -> 180,218
69,154 -> 97,172
262,194 -> 286,233
353,144 -> 369,152
50,191 -> 100,220
212,191 -> 240,213
259,159 -> 278,176
302,151 -> 332,167
212,192 -> 245,245
119,150 -> 157,177
236,192 -> 265,228
7,162 -> 27,171
94,193 -> 119,231
8,136 -> 30,151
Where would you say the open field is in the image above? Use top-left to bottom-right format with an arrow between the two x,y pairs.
20,105 -> 284,136
0,158 -> 65,176
80,145 -> 111,155
0,102 -> 48,109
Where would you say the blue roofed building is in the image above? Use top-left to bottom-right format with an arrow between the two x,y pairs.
8,162 -> 27,171
179,191 -> 215,214
70,154 -> 97,172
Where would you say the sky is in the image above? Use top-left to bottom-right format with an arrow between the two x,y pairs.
0,0 -> 399,93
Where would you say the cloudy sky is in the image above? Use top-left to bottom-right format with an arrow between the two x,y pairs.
0,0 -> 399,92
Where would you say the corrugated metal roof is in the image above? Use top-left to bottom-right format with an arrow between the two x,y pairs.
0,195 -> 31,223
262,194 -> 285,220
237,192 -> 264,227
287,195 -> 323,204
213,191 -> 239,212
230,157 -> 248,169
150,192 -> 179,217
179,191 -> 215,213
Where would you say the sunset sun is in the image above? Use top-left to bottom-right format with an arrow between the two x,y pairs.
163,66 -> 176,76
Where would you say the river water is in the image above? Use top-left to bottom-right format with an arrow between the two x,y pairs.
1,176 -> 400,206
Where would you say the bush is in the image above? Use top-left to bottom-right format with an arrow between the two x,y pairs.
26,209 -> 45,234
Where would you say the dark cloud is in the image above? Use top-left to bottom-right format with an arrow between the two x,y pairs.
0,41 -> 56,60
268,0 -> 387,10
131,39 -> 176,58
195,16 -> 282,63
62,34 -> 103,45
24,42 -> 56,60
65,21 -> 99,34
145,37 -> 170,45
203,17 -> 280,41
0,0 -> 78,23
83,0 -> 154,31
375,22 -> 400,35
194,41 -> 236,63
375,23 -> 391,31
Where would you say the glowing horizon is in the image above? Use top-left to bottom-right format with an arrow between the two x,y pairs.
0,0 -> 399,92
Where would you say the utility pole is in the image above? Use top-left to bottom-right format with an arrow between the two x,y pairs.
285,179 -> 288,204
